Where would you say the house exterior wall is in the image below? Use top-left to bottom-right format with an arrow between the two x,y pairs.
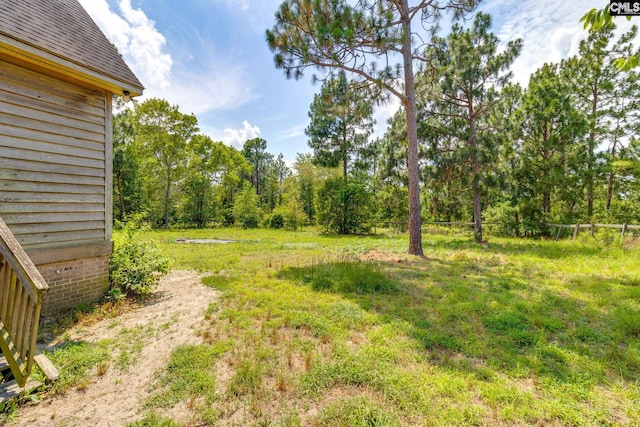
37,256 -> 109,313
0,59 -> 113,311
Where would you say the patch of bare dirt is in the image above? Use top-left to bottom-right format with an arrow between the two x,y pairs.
9,270 -> 219,427
359,249 -> 410,263
359,249 -> 433,263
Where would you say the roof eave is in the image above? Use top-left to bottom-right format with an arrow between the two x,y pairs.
0,34 -> 144,97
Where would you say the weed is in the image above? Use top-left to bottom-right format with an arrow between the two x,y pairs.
147,343 -> 228,408
612,304 -> 640,338
96,362 -> 109,376
75,378 -> 91,391
313,396 -> 400,427
125,412 -> 178,427
305,352 -> 313,371
280,259 -> 397,295
46,341 -> 110,392
228,357 -> 263,397
275,370 -> 291,392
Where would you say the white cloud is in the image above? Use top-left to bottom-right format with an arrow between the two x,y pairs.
277,123 -> 306,139
79,0 -> 259,116
482,0 -> 640,86
79,0 -> 173,90
372,96 -> 401,140
221,120 -> 261,148
164,59 -> 257,116
230,0 -> 250,11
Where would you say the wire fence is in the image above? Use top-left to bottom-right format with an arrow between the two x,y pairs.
547,223 -> 640,241
373,221 -> 640,241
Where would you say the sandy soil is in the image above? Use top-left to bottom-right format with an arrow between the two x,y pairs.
9,270 -> 219,427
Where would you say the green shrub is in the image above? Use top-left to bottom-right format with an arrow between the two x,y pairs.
269,213 -> 284,229
232,184 -> 261,229
110,216 -> 170,296
316,177 -> 373,234
484,202 -> 521,237
280,196 -> 307,231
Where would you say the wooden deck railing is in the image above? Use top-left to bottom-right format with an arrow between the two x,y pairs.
0,217 -> 48,387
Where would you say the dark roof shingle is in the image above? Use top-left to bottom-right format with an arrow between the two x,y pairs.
0,0 -> 143,93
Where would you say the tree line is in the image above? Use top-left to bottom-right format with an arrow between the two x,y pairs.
113,5 -> 640,245
374,12 -> 640,241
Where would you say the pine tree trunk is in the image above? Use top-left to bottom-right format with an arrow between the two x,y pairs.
401,2 -> 423,256
606,142 -> 617,211
473,183 -> 482,243
164,169 -> 171,229
469,113 -> 482,243
543,192 -> 551,215
342,127 -> 348,179
587,92 -> 597,221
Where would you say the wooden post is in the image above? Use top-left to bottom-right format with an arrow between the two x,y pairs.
573,224 -> 580,240
621,223 -> 627,238
555,224 -> 563,241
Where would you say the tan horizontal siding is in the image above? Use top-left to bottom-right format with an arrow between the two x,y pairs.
10,220 -> 105,235
0,114 -> 105,145
0,203 -> 104,214
0,145 -> 104,168
0,169 -> 104,186
0,60 -> 109,248
0,191 -> 105,204
0,61 -> 105,109
0,88 -> 104,125
17,229 -> 105,246
1,212 -> 104,224
0,101 -> 104,134
0,75 -> 106,116
0,181 -> 104,195
0,157 -> 105,178
0,134 -> 104,161
0,140 -> 104,168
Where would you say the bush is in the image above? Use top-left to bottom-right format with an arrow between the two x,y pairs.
232,184 -> 261,229
265,213 -> 284,229
110,216 -> 170,297
484,202 -> 521,237
280,196 -> 307,231
316,177 -> 373,234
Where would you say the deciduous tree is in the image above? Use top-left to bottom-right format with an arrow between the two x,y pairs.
112,108 -> 140,221
134,98 -> 198,228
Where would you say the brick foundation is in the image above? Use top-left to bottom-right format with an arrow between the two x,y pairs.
37,256 -> 110,313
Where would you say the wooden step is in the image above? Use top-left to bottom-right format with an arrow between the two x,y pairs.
0,379 -> 42,403
0,356 -> 9,372
0,352 -> 59,381
34,353 -> 59,382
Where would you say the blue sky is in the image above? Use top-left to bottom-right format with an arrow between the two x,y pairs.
79,1 -> 637,164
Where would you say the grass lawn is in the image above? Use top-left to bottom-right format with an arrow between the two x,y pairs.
58,228 -> 640,425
